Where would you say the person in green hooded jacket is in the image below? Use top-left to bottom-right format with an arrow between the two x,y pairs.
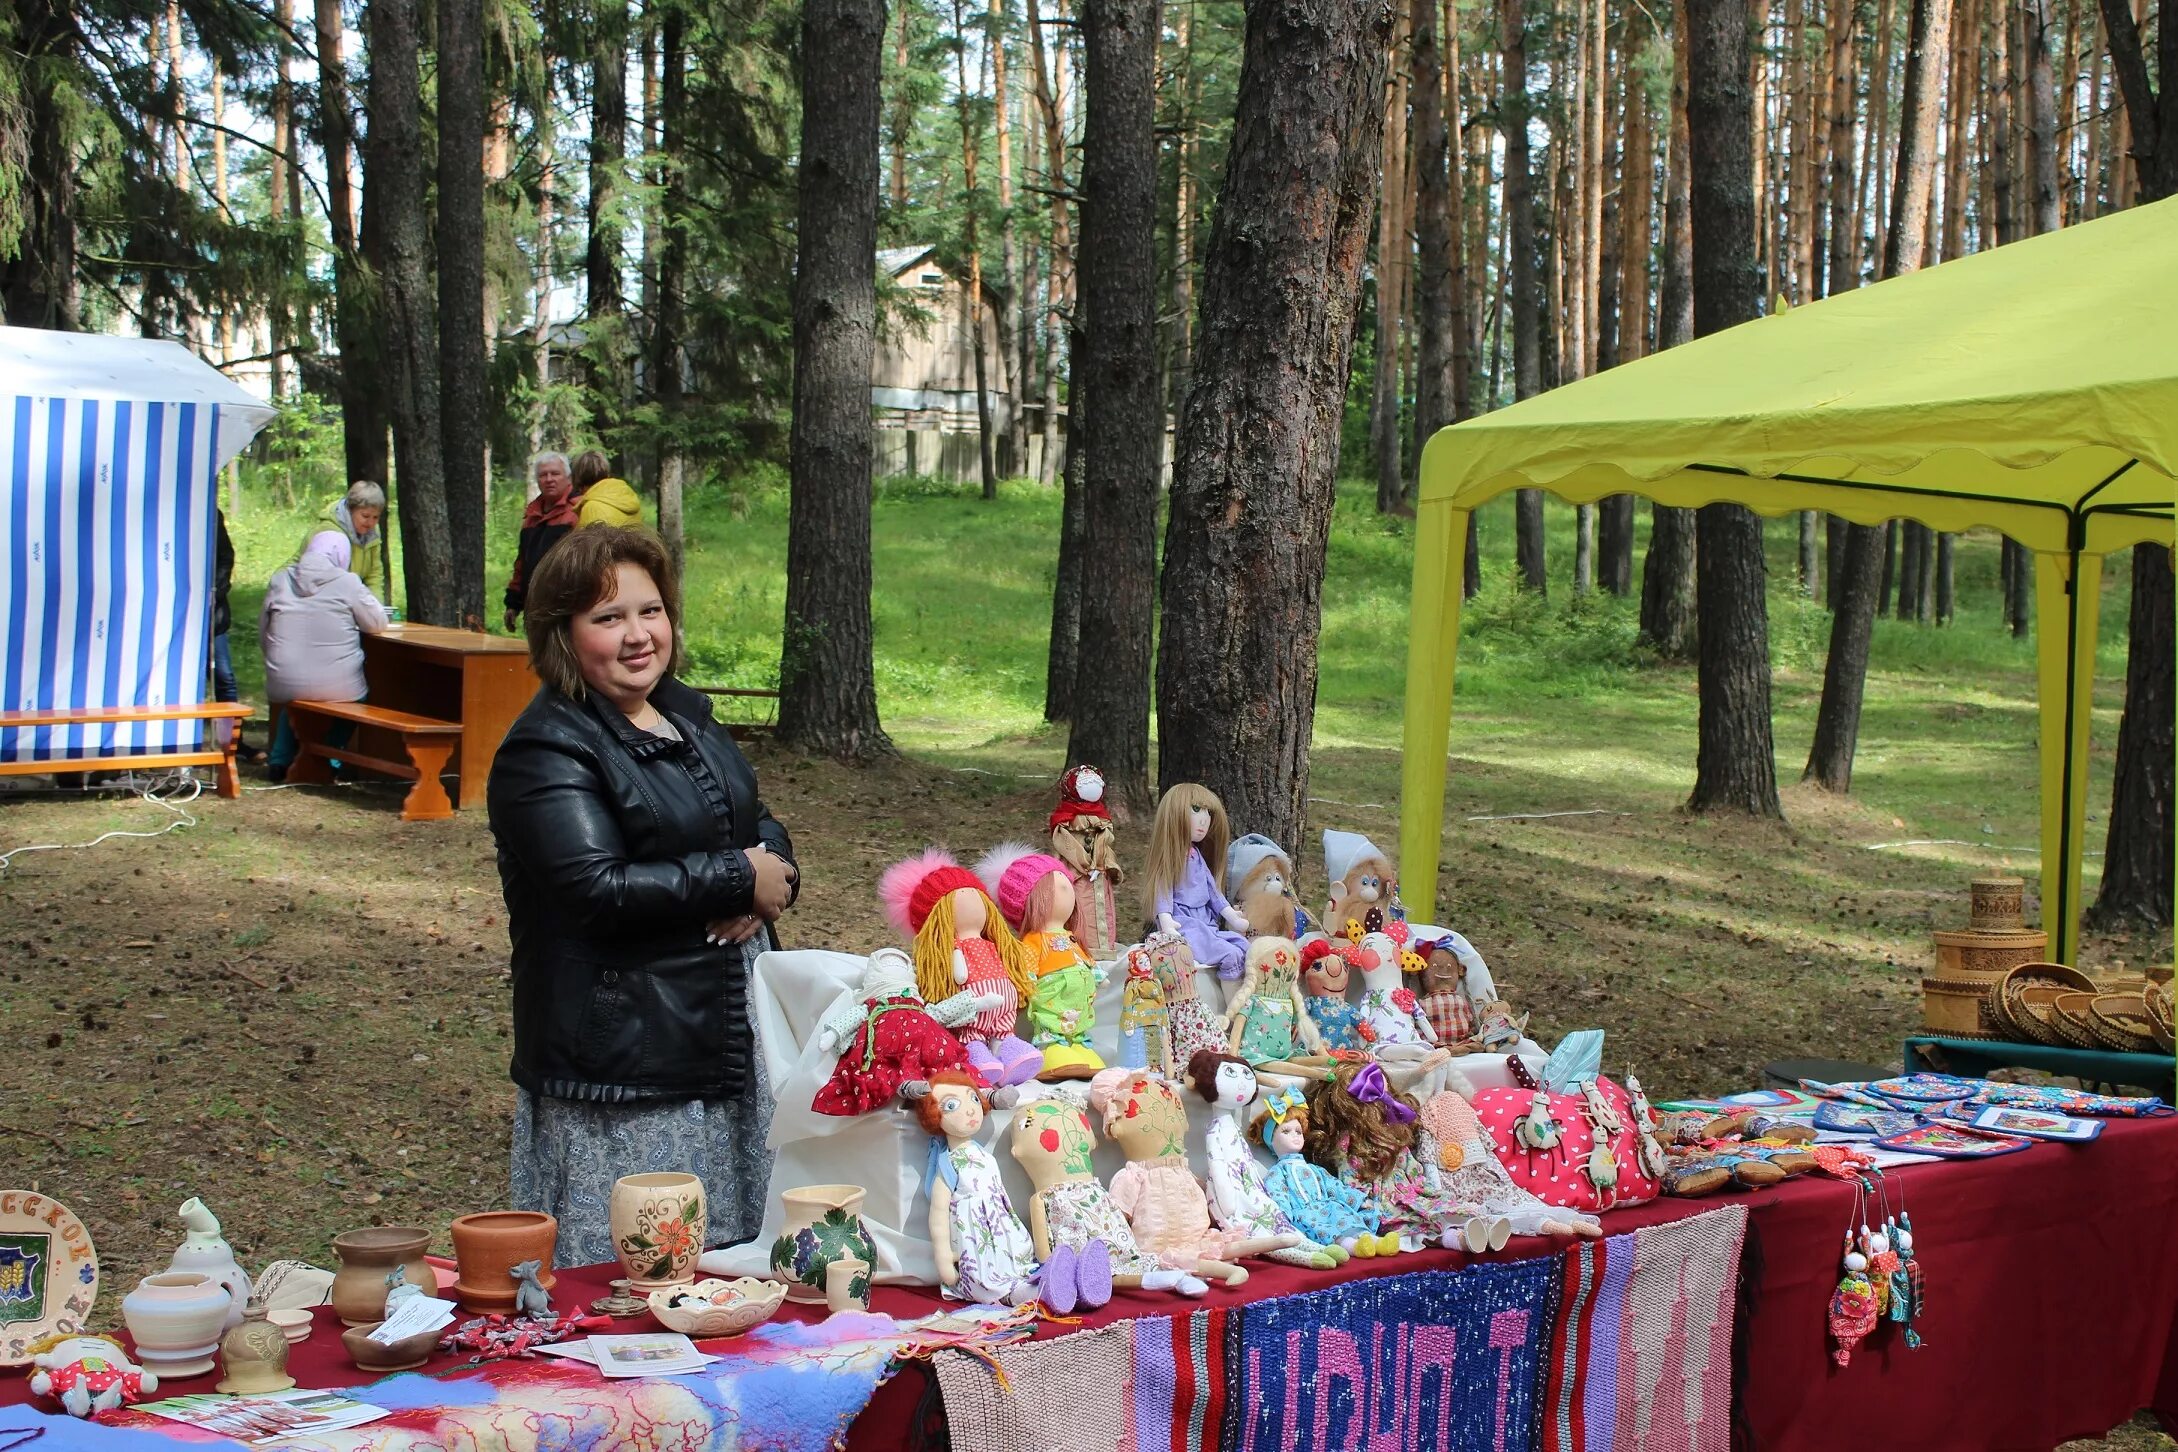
295,480 -> 389,600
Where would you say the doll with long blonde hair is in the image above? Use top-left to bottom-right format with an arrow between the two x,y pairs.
1144,783 -> 1252,979
881,849 -> 1042,1086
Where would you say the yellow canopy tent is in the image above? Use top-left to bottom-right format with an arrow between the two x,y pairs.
1401,196 -> 2178,967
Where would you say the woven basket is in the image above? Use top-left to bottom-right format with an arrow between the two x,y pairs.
2088,993 -> 2165,1055
1993,963 -> 2095,1047
2047,991 -> 2108,1050
2145,983 -> 2175,1052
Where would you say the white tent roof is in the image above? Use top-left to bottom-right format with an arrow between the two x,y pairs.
0,326 -> 277,468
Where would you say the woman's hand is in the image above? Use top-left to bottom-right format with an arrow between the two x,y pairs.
747,843 -> 795,921
707,915 -> 762,945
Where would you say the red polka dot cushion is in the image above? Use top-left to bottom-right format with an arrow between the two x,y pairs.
1470,1076 -> 1661,1212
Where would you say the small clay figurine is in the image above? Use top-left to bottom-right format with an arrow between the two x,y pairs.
913,1070 -> 1048,1307
1092,1067 -> 1299,1284
27,1335 -> 156,1418
1142,929 -> 1228,1073
1185,1051 -> 1345,1269
1049,765 -> 1125,959
881,849 -> 1043,1086
1007,1095 -> 1208,1298
510,1259 -> 552,1319
1226,936 -> 1335,1079
813,947 -> 993,1116
1321,830 -> 1405,938
1625,1073 -> 1670,1179
1145,783 -> 1252,979
383,1265 -> 425,1316
978,843 -> 1109,1078
1251,1090 -> 1401,1256
1512,1088 -> 1563,1152
1226,834 -> 1316,940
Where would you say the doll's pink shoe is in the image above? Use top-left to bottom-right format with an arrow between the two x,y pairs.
966,1040 -> 1006,1087
1040,1244 -> 1079,1315
995,1035 -> 1045,1085
1076,1240 -> 1113,1309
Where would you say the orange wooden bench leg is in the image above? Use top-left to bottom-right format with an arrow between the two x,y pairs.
399,737 -> 457,821
286,708 -> 334,785
215,735 -> 241,799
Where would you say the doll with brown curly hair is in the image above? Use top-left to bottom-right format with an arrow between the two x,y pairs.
1303,1059 -> 1506,1253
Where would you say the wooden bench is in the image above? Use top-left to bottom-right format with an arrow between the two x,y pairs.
286,699 -> 463,821
694,686 -> 780,738
0,703 -> 253,797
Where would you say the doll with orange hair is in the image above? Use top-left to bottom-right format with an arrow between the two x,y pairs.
881,849 -> 1043,1087
913,1070 -> 1047,1305
1145,783 -> 1252,980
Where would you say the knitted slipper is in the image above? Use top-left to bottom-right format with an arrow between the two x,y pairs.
1040,1244 -> 1078,1316
1075,1240 -> 1112,1309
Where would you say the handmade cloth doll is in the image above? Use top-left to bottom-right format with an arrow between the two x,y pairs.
1050,765 -> 1125,959
26,1335 -> 155,1418
1414,1073 -> 1602,1239
1091,1067 -> 1298,1284
1321,830 -> 1404,940
1251,1090 -> 1401,1256
1408,935 -> 1481,1048
1007,1094 -> 1209,1298
978,843 -> 1108,1078
1146,783 -> 1252,979
1226,834 -> 1317,940
1116,943 -> 1168,1070
1298,938 -> 1370,1052
1143,929 -> 1228,1072
1303,1059 -> 1501,1252
1184,1050 -> 1345,1268
1356,931 -> 1455,1096
914,1071 -> 1044,1306
881,849 -> 1042,1086
813,948 -> 991,1115
1226,936 -> 1335,1079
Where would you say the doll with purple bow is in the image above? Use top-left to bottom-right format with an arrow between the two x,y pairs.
1303,1059 -> 1508,1253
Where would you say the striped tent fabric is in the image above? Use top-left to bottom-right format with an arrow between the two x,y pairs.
1,395 -> 221,761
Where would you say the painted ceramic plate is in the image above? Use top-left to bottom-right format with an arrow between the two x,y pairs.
1966,1105 -> 2104,1142
0,1190 -> 99,1366
1873,1123 -> 2032,1159
1812,1101 -> 1920,1136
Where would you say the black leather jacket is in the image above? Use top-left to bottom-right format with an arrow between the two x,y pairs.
487,675 -> 796,1103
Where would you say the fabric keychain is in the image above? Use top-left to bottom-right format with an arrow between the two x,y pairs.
1861,1173 -> 1900,1323
1827,1178 -> 1879,1368
1892,1178 -> 1926,1349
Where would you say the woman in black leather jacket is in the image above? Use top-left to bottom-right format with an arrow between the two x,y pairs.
488,525 -> 799,1264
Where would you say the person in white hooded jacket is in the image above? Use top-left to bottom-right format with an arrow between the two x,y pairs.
262,530 -> 390,781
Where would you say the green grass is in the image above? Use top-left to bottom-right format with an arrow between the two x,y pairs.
224,468 -> 2134,890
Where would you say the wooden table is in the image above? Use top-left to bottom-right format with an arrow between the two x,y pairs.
359,624 -> 536,809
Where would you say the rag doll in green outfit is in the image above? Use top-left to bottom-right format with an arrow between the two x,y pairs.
1225,937 -> 1337,1081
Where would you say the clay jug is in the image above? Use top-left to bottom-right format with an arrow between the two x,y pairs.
449,1211 -> 557,1315
767,1184 -> 876,1305
166,1197 -> 252,1331
608,1173 -> 706,1293
329,1227 -> 436,1327
215,1304 -> 296,1395
122,1272 -> 234,1378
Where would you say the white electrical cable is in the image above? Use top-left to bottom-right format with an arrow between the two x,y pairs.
1465,808 -> 1632,822
0,773 -> 205,876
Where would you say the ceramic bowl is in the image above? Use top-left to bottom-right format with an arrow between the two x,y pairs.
645,1277 -> 788,1338
341,1320 -> 443,1373
267,1308 -> 315,1345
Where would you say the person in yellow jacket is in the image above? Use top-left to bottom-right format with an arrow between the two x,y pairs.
577,475 -> 644,529
294,480 -> 389,600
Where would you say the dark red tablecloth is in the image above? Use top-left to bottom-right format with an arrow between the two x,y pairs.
14,1116 -> 2176,1452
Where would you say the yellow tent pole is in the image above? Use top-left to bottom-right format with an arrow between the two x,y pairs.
2034,547 -> 2103,965
1401,501 -> 1470,922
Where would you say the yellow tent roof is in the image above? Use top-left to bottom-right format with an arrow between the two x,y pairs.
1418,196 -> 2178,556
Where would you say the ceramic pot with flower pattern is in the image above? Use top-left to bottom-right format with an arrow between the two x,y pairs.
767,1184 -> 876,1305
609,1173 -> 705,1293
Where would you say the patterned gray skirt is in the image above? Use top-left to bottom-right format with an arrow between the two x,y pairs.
509,938 -> 777,1268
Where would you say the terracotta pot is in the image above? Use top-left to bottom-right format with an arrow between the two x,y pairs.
609,1174 -> 706,1293
767,1184 -> 876,1305
330,1227 -> 437,1328
449,1211 -> 557,1316
122,1272 -> 233,1378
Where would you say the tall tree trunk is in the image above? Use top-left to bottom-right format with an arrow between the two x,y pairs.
993,0 -> 1029,474
1028,0 -> 1075,487
952,0 -> 1000,497
1878,518 -> 1896,611
891,1 -> 913,208
588,0 -> 630,445
780,0 -> 893,760
367,0 -> 454,621
1412,0 -> 1454,477
2025,0 -> 2061,230
1934,530 -> 1954,622
1993,0 -> 2018,239
1155,0 -> 1392,847
2088,545 -> 2175,931
1943,0 -> 1973,256
1825,0 -> 1857,289
529,89 -> 557,460
439,0 -> 488,627
1805,0 -> 1951,790
1602,33 -> 1648,596
1045,324 -> 1090,720
1640,0 -> 1699,657
1895,520 -> 1925,618
1868,0 -> 1898,243
1786,0 -> 1815,301
1448,0 -> 1475,433
1169,0 -> 1198,418
1797,512 -> 1819,596
269,0 -> 296,401
1067,0 -> 1161,805
652,7 -> 688,569
1503,0 -> 1547,590
1371,3 -> 1410,515
1686,0 -> 1782,817
315,0 -> 387,485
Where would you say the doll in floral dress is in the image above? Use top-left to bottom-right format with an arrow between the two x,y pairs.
1143,930 -> 1227,1073
1227,937 -> 1335,1080
1007,1096 -> 1209,1299
916,1071 -> 1044,1305
882,849 -> 1043,1086
1299,939 -> 1370,1052
1185,1051 -> 1344,1268
1250,1091 -> 1400,1257
1303,1059 -> 1506,1253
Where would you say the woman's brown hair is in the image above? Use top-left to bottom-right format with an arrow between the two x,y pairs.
570,449 -> 613,492
523,525 -> 685,698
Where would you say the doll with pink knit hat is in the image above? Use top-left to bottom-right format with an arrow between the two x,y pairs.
881,849 -> 1044,1087
978,843 -> 1109,1080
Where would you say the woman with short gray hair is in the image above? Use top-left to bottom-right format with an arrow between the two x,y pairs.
296,479 -> 390,599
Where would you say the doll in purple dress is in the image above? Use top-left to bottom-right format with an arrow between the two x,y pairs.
1145,783 -> 1253,980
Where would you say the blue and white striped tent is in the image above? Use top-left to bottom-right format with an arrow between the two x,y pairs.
1,328 -> 276,764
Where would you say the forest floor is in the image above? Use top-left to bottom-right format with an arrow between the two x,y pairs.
0,476 -> 2166,1447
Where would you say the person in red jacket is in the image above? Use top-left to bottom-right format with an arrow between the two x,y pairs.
502,452 -> 580,629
